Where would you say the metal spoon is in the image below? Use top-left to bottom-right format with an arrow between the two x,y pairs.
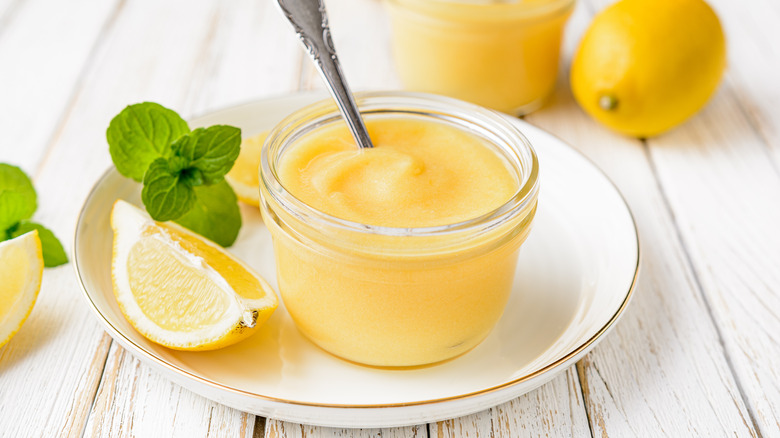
275,0 -> 374,149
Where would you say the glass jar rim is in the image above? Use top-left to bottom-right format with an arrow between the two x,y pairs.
387,0 -> 576,20
395,0 -> 574,7
260,91 -> 540,238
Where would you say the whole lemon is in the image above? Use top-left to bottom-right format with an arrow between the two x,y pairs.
570,0 -> 726,138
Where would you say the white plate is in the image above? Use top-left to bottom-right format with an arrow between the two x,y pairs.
74,92 -> 639,428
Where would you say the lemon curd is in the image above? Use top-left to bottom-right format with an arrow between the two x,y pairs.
279,119 -> 516,228
260,93 -> 539,367
387,0 -> 574,115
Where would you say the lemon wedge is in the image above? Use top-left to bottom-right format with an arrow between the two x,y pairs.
225,132 -> 268,207
110,200 -> 278,351
0,230 -> 43,348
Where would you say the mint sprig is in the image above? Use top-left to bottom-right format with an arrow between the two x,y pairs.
107,102 -> 243,247
0,163 -> 68,267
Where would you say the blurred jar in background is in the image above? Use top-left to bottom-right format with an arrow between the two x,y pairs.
387,0 -> 575,115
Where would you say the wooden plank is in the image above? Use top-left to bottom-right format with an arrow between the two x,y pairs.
690,0 -> 780,166
692,5 -> 780,432
644,80 -> 780,436
0,0 -> 22,34
431,368 -> 591,438
0,0 -> 118,174
265,422 -> 425,438
83,344 -> 254,438
519,2 -> 758,435
531,85 -> 758,438
0,327 -> 112,437
180,0 -> 302,115
0,1 -> 120,437
581,0 -> 780,434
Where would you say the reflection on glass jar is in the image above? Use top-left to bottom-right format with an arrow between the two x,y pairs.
387,0 -> 575,115
260,92 -> 539,367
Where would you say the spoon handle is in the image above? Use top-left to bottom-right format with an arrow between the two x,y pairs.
276,0 -> 374,149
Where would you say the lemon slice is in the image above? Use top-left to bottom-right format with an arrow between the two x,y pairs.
0,230 -> 43,348
225,132 -> 268,207
110,200 -> 278,351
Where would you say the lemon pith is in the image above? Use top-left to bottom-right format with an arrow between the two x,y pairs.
571,0 -> 726,137
0,231 -> 43,348
110,200 -> 278,351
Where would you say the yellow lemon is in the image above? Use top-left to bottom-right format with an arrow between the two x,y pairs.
111,200 -> 278,351
571,0 -> 726,137
225,132 -> 268,207
0,231 -> 43,348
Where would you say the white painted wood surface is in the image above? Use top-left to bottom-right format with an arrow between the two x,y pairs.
0,0 -> 118,173
522,2 -> 759,436
1,0 -> 778,436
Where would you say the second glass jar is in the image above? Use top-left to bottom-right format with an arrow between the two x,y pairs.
387,0 -> 575,115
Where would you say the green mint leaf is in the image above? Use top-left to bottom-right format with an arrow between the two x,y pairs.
107,102 -> 190,182
170,126 -> 241,185
141,158 -> 196,221
10,221 -> 68,267
175,181 -> 241,247
0,163 -> 37,232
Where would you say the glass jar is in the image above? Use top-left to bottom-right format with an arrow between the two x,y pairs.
387,0 -> 575,115
259,92 -> 539,367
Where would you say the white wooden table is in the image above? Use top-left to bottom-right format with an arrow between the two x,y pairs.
1,0 -> 778,436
